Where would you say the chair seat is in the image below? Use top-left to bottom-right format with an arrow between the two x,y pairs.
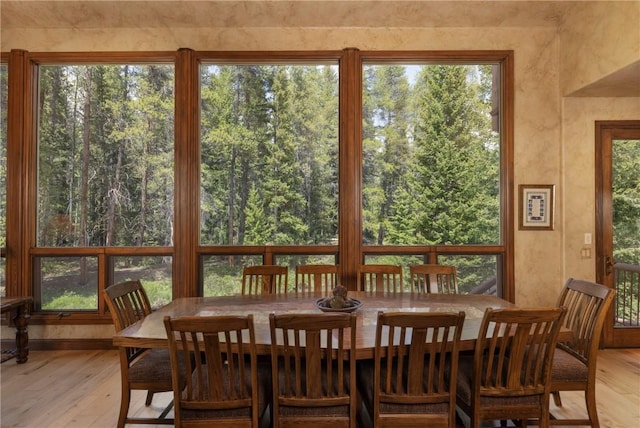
128,349 -> 174,387
357,360 -> 450,415
550,347 -> 588,383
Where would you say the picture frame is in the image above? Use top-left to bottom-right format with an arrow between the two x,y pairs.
518,184 -> 555,230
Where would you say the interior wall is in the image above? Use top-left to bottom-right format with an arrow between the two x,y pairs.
559,1 -> 640,96
562,97 -> 640,282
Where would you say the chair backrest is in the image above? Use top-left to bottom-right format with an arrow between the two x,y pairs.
357,264 -> 403,293
163,315 -> 259,428
373,311 -> 466,427
103,280 -> 153,332
269,312 -> 357,428
556,278 -> 615,365
242,265 -> 289,296
409,264 -> 459,294
473,307 -> 566,401
295,264 -> 338,296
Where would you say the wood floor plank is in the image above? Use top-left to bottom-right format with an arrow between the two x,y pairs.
1,348 -> 638,428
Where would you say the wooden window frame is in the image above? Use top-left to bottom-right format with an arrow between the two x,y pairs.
3,48 -> 514,324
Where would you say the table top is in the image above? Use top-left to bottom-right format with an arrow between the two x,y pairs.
0,297 -> 33,313
113,291 -> 517,358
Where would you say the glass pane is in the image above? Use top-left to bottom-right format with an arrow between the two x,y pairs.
362,64 -> 501,245
112,256 -> 172,309
365,254 -> 498,295
0,63 -> 7,297
613,138 -> 640,265
37,65 -> 174,247
437,255 -> 498,295
364,254 -> 428,292
612,138 -> 640,327
202,255 -> 263,296
275,254 -> 338,290
37,256 -> 98,310
200,64 -> 339,246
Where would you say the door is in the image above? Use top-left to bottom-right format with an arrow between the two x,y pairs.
596,121 -> 640,348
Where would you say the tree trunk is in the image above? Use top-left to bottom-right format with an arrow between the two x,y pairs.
227,147 -> 236,245
79,68 -> 92,284
105,144 -> 122,246
137,138 -> 148,247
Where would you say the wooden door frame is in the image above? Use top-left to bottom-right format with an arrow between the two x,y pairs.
596,120 -> 640,347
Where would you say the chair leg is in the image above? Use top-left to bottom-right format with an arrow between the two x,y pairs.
585,388 -> 600,428
117,386 -> 131,428
551,391 -> 562,406
145,391 -> 154,406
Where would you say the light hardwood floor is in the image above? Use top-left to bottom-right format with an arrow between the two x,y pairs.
1,348 -> 639,428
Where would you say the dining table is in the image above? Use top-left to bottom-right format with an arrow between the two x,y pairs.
1,296 -> 33,363
112,291 -> 541,359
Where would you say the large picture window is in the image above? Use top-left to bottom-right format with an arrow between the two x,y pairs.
362,64 -> 500,245
361,62 -> 503,293
199,64 -> 339,246
5,48 -> 512,319
35,63 -> 174,310
199,62 -> 340,295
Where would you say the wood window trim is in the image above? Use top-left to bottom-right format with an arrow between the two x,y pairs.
3,48 -> 514,324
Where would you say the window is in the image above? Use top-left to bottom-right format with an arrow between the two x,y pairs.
6,48 -> 512,319
361,61 -> 504,293
35,62 -> 174,310
199,63 -> 339,246
362,64 -> 500,245
199,62 -> 340,295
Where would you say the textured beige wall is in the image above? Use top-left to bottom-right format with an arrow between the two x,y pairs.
562,97 -> 640,283
560,1 -> 640,96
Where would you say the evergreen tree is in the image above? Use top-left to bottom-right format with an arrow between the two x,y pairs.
410,65 -> 498,245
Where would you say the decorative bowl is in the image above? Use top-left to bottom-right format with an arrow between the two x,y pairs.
315,297 -> 362,313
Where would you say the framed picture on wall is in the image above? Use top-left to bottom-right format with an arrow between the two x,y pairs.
519,184 -> 555,230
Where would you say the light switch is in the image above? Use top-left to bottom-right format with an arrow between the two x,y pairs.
584,233 -> 592,245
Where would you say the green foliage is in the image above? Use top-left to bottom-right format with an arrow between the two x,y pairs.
363,64 -> 500,246
613,139 -> 640,265
37,65 -> 174,248
43,291 -> 98,311
200,65 -> 339,246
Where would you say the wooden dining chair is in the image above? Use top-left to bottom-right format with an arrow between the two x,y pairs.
295,264 -> 338,296
549,278 -> 615,427
269,312 -> 358,428
103,280 -> 180,427
357,264 -> 403,293
241,265 -> 289,295
456,306 -> 567,428
409,264 -> 459,294
357,310 -> 466,428
163,314 -> 266,428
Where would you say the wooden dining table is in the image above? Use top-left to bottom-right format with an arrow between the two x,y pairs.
113,291 -> 529,359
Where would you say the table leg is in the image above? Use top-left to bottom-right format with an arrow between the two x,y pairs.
12,306 -> 30,363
